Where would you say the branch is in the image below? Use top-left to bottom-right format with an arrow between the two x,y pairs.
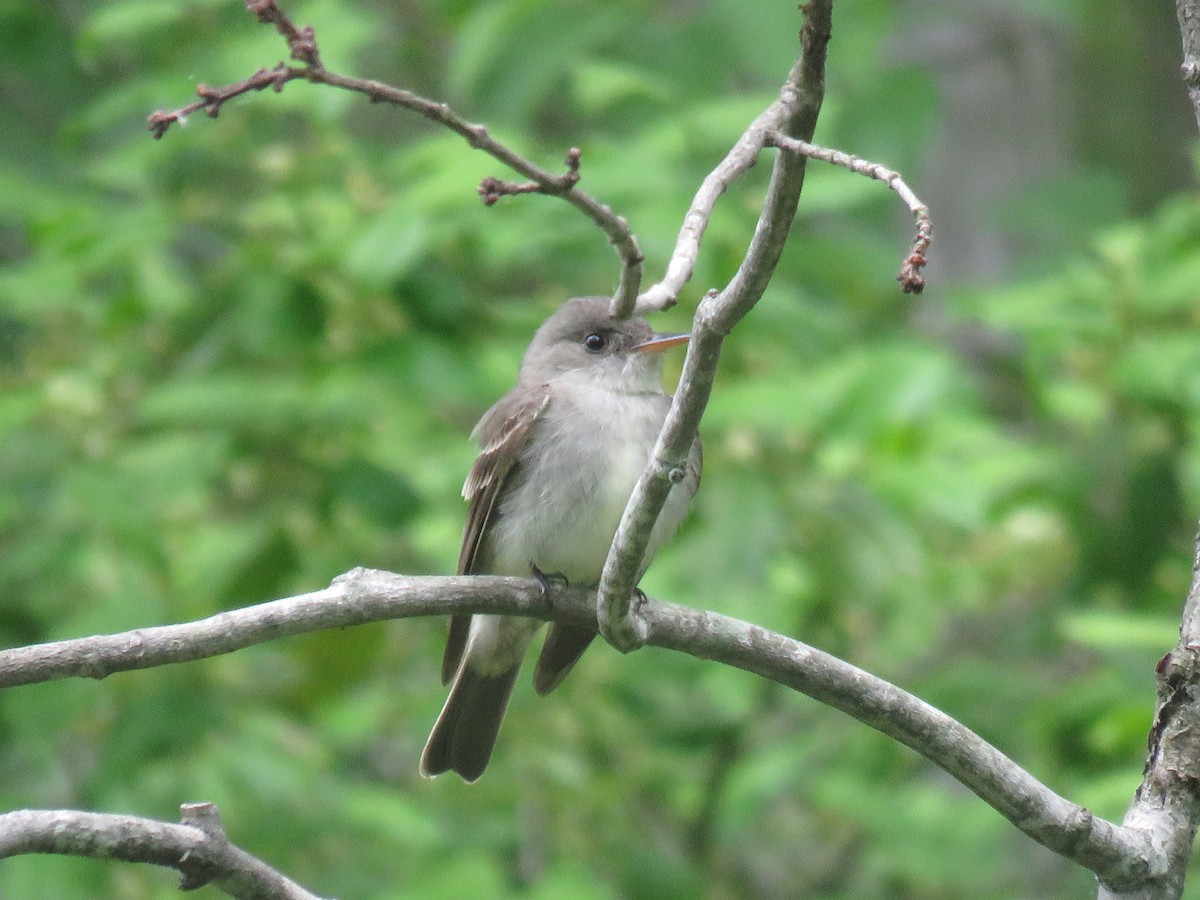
634,98 -> 788,314
478,147 -> 582,205
146,0 -> 643,312
764,132 -> 931,293
596,1 -> 831,651
1177,0 -> 1200,134
1097,524 -> 1200,899
146,64 -> 302,137
636,17 -> 930,311
0,567 -> 1158,886
0,804 -> 324,900
0,575 -> 534,687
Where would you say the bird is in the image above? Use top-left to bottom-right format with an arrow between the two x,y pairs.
420,296 -> 702,781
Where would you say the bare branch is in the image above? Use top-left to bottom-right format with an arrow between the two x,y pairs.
146,64 -> 303,138
596,1 -> 832,651
0,805 -> 324,900
635,102 -> 933,313
478,147 -> 582,205
635,104 -> 780,314
146,0 -> 643,311
0,567 -> 1159,887
1177,0 -> 1200,134
764,132 -> 932,293
245,0 -> 321,66
0,576 -> 531,687
1097,525 -> 1200,899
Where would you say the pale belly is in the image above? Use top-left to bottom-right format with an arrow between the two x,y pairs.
465,379 -> 699,673
484,383 -> 695,586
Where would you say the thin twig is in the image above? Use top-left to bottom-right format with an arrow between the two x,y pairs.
635,110 -> 778,313
146,64 -> 302,137
479,147 -> 582,205
245,0 -> 321,66
765,132 -> 932,293
146,0 -> 643,312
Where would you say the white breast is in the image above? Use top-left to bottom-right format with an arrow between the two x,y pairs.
485,377 -> 693,585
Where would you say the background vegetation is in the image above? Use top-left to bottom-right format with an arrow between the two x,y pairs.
1,0 -> 1198,896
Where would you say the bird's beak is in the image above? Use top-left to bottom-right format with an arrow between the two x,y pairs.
634,332 -> 690,354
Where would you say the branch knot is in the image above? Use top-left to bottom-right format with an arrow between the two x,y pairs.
477,147 -> 583,205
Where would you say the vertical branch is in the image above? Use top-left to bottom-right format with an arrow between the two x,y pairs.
1177,0 -> 1200,133
595,0 -> 833,651
1098,525 -> 1200,899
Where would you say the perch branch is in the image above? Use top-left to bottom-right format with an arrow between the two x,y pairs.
0,804 -> 323,900
0,567 -> 1158,887
596,0 -> 831,651
147,0 -> 642,312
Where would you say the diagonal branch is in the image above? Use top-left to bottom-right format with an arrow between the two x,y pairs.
146,64 -> 302,136
634,100 -> 792,314
0,567 -> 1158,887
147,0 -> 643,312
595,0 -> 832,651
0,804 -> 324,900
601,5 -> 934,649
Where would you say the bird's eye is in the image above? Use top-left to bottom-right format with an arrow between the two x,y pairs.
583,332 -> 606,353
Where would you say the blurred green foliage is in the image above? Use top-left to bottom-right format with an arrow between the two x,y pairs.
1,0 -> 1198,897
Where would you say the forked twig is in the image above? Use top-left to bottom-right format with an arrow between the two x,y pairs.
147,0 -> 643,312
0,804 -> 324,899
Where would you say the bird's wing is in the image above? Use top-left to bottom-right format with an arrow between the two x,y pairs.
440,385 -> 551,685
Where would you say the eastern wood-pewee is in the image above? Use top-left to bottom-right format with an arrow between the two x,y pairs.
420,296 -> 701,781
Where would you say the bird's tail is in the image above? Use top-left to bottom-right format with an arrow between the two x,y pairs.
533,623 -> 596,695
419,663 -> 521,782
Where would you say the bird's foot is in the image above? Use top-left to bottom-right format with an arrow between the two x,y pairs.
530,563 -> 569,599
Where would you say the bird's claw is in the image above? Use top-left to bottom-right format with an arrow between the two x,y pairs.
531,563 -> 569,598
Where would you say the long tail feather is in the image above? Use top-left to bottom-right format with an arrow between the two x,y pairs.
420,664 -> 521,782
